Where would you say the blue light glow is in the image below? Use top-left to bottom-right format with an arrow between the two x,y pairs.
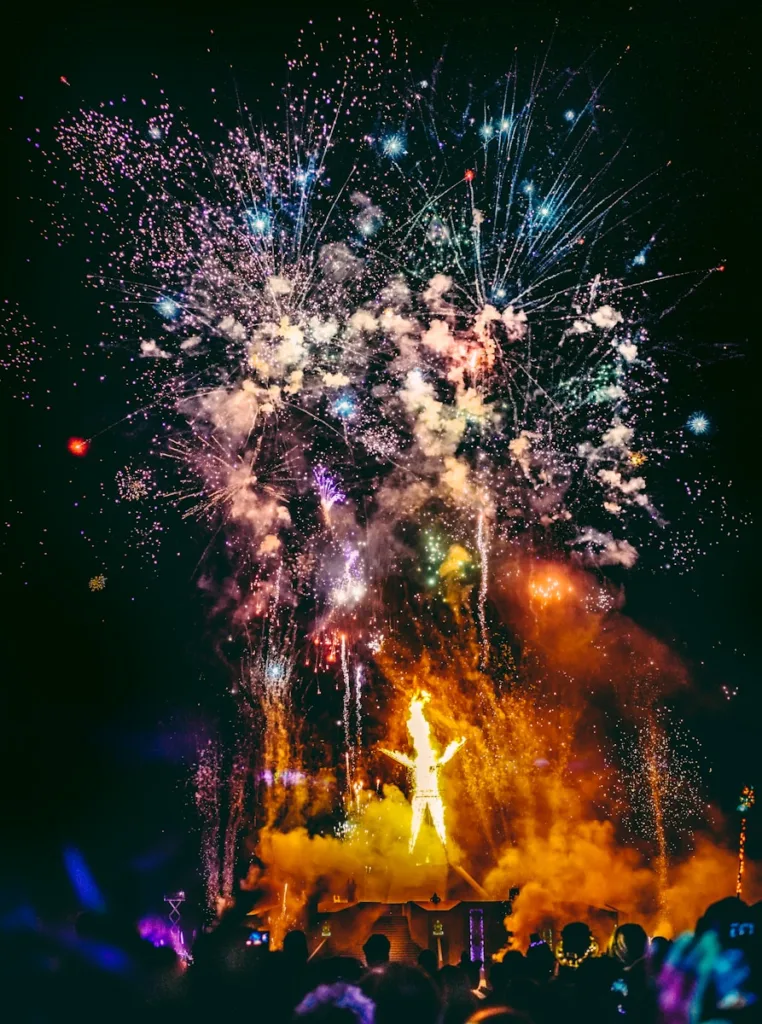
147,125 -> 162,141
266,659 -> 287,683
333,394 -> 356,419
480,123 -> 494,140
155,297 -> 180,319
63,847 -> 105,912
686,412 -> 710,435
244,209 -> 270,235
499,119 -> 511,132
539,206 -> 550,217
564,109 -> 576,122
382,134 -> 405,157
523,182 -> 534,195
358,218 -> 377,237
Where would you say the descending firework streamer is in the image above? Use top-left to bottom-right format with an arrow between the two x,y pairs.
221,744 -> 250,903
476,510 -> 491,668
194,741 -> 222,913
736,786 -> 755,898
355,664 -> 364,753
240,592 -> 301,825
644,713 -> 669,910
613,709 -> 705,884
341,634 -> 354,785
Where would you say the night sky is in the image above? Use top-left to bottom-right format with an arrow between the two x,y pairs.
1,0 -> 759,920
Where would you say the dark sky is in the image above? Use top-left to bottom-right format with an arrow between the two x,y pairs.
1,0 -> 759,918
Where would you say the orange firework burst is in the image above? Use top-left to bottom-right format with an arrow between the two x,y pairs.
67,436 -> 89,457
528,569 -> 574,608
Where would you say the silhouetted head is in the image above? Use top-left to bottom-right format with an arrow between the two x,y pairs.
284,929 -> 309,965
363,932 -> 391,967
464,958 -> 483,989
611,923 -> 648,966
438,964 -> 471,995
361,963 -> 442,1024
418,948 -> 438,977
313,956 -> 364,986
525,940 -> 555,982
500,950 -> 525,980
560,922 -> 592,958
557,921 -> 594,966
697,896 -> 756,952
488,960 -> 506,994
648,935 -> 672,973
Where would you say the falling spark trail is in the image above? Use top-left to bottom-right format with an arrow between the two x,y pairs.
736,786 -> 755,898
737,815 -> 749,898
221,749 -> 248,901
341,635 -> 353,785
195,741 -> 221,914
355,664 -> 363,752
477,510 -> 490,668
645,713 -> 669,910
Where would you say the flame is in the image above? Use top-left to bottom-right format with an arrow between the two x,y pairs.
381,691 -> 465,852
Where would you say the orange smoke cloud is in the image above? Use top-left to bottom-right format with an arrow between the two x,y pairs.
239,555 -> 756,951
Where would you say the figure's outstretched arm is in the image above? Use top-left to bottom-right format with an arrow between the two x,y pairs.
380,747 -> 414,769
438,737 -> 466,766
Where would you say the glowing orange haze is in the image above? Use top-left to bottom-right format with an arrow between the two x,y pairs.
244,557 -> 759,949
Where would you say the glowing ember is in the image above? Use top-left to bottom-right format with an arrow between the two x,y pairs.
67,436 -> 89,457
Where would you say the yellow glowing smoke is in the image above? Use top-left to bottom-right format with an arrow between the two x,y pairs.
439,544 -> 472,579
243,557 -> 760,950
381,692 -> 465,852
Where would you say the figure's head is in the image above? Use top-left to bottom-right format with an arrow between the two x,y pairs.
525,940 -> 555,981
611,923 -> 648,966
363,932 -> 391,967
407,692 -> 432,754
361,963 -> 441,1024
283,928 -> 309,965
557,922 -> 596,968
417,948 -> 438,977
464,957 -> 482,989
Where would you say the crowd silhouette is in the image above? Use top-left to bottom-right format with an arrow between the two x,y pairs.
2,895 -> 759,1022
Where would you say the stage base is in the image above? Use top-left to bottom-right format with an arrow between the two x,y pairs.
312,898 -> 509,966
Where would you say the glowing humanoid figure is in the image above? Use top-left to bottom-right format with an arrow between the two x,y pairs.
381,692 -> 465,852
